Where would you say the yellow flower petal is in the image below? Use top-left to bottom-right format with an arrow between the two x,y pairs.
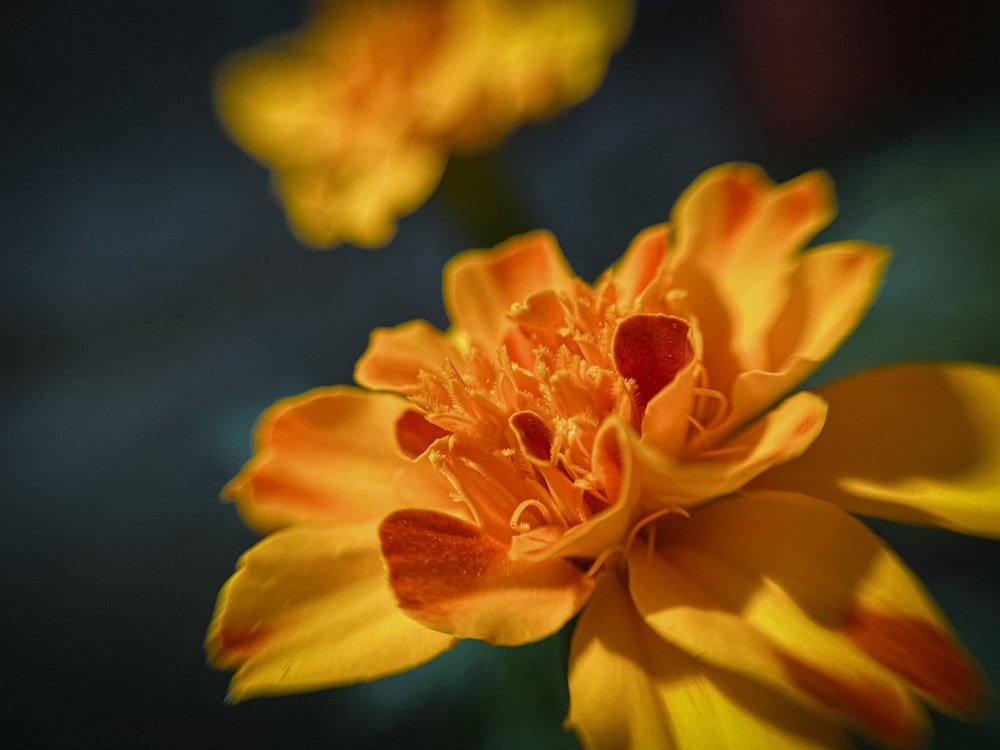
754,362 -> 1000,537
224,387 -> 455,532
274,146 -> 447,247
207,523 -> 456,700
379,509 -> 594,645
443,230 -> 576,352
354,319 -> 464,394
766,241 -> 890,374
567,574 -> 850,750
628,490 -> 990,743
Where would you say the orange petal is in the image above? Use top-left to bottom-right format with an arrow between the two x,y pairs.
354,319 -> 464,393
631,390 -> 827,510
766,241 -> 890,373
443,231 -> 576,350
713,241 -> 889,437
669,166 -> 836,372
567,573 -> 850,750
754,362 -> 1000,538
639,353 -> 698,458
224,387 -> 454,532
513,416 -> 641,562
379,509 -> 593,645
605,223 -> 669,306
206,522 -> 456,700
670,165 -> 832,271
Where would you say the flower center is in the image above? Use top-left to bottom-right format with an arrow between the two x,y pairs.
398,282 -> 693,545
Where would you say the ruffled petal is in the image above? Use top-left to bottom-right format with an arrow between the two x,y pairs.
224,387 -> 454,532
379,509 -> 593,645
766,241 -> 890,374
631,391 -> 827,510
670,165 -> 834,275
566,573 -> 850,750
754,362 -> 1000,538
605,223 -> 669,307
638,355 -> 697,459
207,523 -> 455,700
512,416 -> 642,562
629,491 -> 990,745
443,231 -> 576,350
668,166 -> 836,374
712,241 -> 889,437
354,319 -> 464,393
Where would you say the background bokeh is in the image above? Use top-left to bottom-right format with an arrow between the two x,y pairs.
4,1 -> 1000,747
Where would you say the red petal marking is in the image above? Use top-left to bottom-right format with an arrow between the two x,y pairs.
395,409 -> 449,459
612,314 -> 692,421
510,411 -> 553,462
718,173 -> 757,239
379,509 -> 507,619
843,608 -> 994,718
775,182 -> 816,232
773,649 -> 923,748
240,473 -> 338,512
212,624 -> 274,662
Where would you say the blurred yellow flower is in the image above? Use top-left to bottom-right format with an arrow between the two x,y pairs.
208,164 -> 1000,748
215,0 -> 633,248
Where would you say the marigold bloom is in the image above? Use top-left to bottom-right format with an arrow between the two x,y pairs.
208,164 -> 1000,748
215,0 -> 632,248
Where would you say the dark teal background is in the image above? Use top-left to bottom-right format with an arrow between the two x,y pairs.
3,1 -> 999,747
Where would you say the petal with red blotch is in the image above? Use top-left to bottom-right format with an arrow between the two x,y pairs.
754,362 -> 1000,538
566,573 -> 850,750
628,535 -> 927,745
379,509 -> 593,645
354,319 -> 463,394
224,387 -> 454,532
612,314 -> 693,423
206,522 -> 455,700
631,491 -> 990,737
443,231 -> 576,350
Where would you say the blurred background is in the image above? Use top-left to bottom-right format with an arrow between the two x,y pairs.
3,0 -> 1000,747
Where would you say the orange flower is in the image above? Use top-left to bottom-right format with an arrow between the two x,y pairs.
214,0 -> 633,248
207,164 -> 1000,748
